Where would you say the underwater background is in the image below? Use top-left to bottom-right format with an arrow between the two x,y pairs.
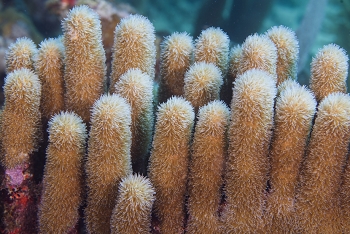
0,0 -> 349,104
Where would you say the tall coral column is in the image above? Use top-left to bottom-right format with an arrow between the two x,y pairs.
187,100 -> 230,234
295,93 -> 350,233
110,14 -> 156,93
62,5 -> 106,123
223,69 -> 276,233
1,68 -> 41,233
38,112 -> 87,233
114,68 -> 154,174
35,37 -> 65,122
266,83 -> 316,233
266,26 -> 299,85
194,27 -> 230,105
148,97 -> 194,234
85,94 -> 132,234
159,32 -> 193,103
1,69 -> 41,169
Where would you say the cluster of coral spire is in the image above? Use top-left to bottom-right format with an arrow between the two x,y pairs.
1,4 -> 350,234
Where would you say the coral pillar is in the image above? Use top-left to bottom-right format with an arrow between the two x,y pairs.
223,69 -> 276,233
62,5 -> 106,123
295,92 -> 350,233
85,94 -> 132,234
187,100 -> 229,234
39,112 -> 87,233
148,97 -> 194,234
1,68 -> 41,234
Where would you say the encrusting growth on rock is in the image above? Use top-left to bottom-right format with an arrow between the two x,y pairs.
187,100 -> 230,234
114,68 -> 154,174
159,32 -> 193,103
5,37 -> 37,74
35,37 -> 65,121
62,5 -> 106,123
148,96 -> 194,234
110,174 -> 155,234
39,112 -> 87,234
110,14 -> 156,93
85,94 -> 132,234
310,44 -> 348,102
223,69 -> 276,233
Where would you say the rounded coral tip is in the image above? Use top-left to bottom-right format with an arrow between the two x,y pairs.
2,68 -> 41,169
159,32 -> 193,101
310,44 -> 348,102
184,62 -> 223,112
47,111 -> 87,148
5,37 -> 37,73
266,25 -> 299,84
111,174 -> 155,234
110,14 -> 156,92
238,34 -> 278,82
195,27 -> 230,74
